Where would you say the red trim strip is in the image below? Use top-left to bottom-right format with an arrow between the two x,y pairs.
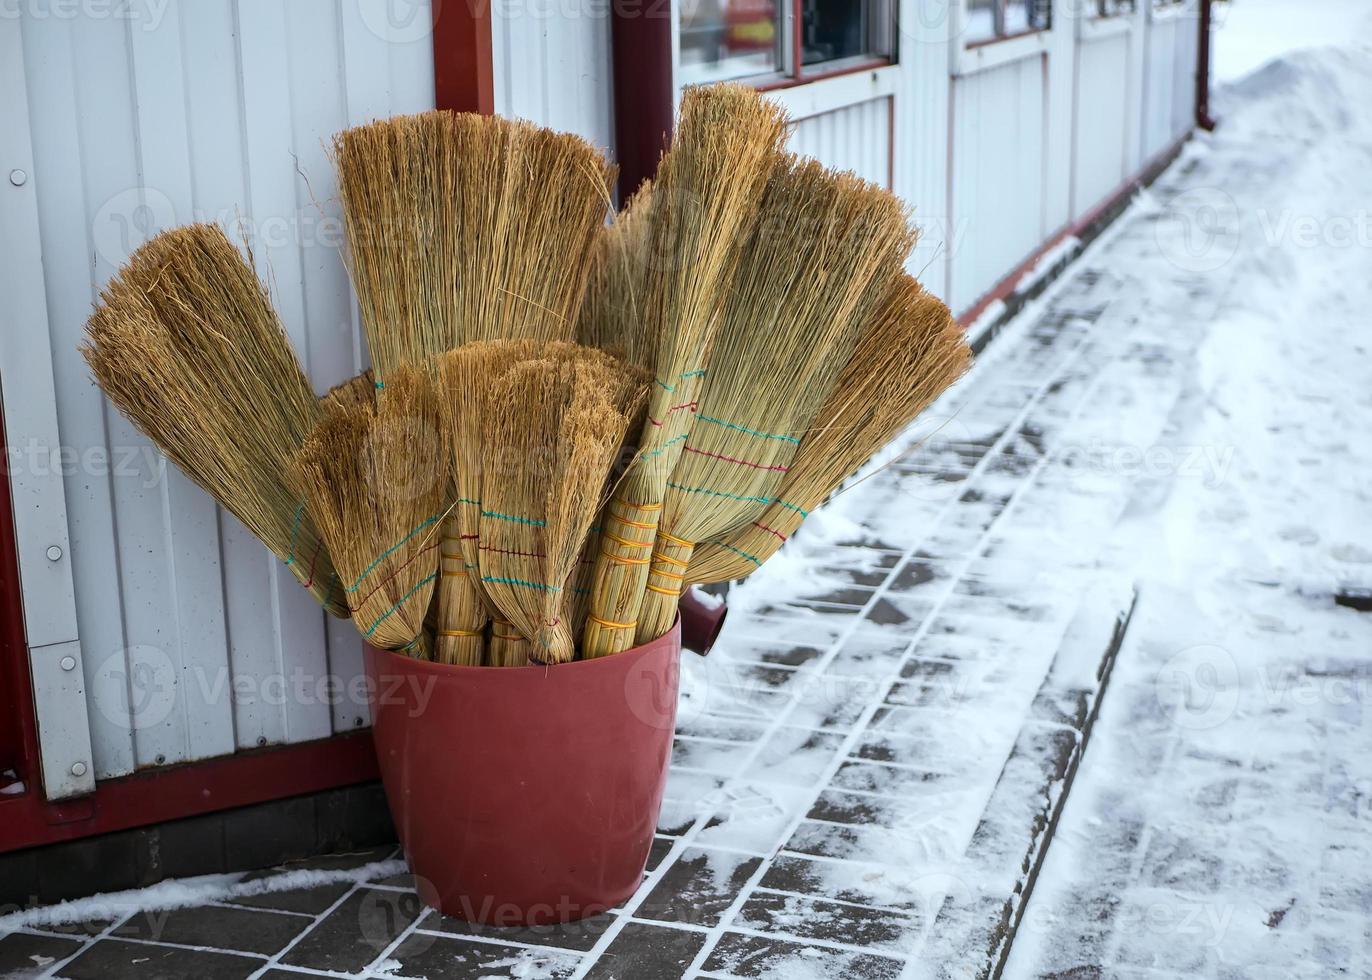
432,0 -> 494,114
0,402 -> 40,802
0,734 -> 378,854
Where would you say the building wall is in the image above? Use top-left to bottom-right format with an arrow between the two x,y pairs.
4,0 -> 1202,802
2,0 -> 435,797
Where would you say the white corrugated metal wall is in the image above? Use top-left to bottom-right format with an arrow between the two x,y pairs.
2,0 -> 435,798
4,0 -> 1201,800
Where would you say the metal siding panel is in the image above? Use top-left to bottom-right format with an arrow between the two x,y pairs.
1142,16 -> 1177,160
237,0 -> 338,746
788,99 -> 891,188
492,0 -> 613,151
0,17 -> 97,798
14,0 -> 436,783
1072,32 -> 1130,221
950,56 -> 1046,311
128,0 -> 240,768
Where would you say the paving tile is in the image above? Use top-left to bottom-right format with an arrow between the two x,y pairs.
582,921 -> 705,980
741,728 -> 845,787
757,855 -> 941,913
112,904 -> 310,956
693,784 -> 813,856
419,908 -> 616,952
646,836 -> 677,872
825,631 -> 911,679
279,886 -> 422,973
637,847 -> 761,928
229,881 -> 354,915
702,931 -> 904,979
828,760 -> 956,798
735,892 -> 921,955
672,737 -> 754,775
54,938 -> 262,980
0,931 -> 84,977
388,932 -> 582,979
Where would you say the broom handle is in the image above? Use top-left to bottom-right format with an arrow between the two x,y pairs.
636,530 -> 693,644
490,619 -> 532,667
582,497 -> 661,658
435,515 -> 488,666
686,498 -> 806,585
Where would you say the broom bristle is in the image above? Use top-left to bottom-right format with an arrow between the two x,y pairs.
320,370 -> 376,413
479,351 -> 647,664
334,112 -> 616,378
687,274 -> 971,585
577,180 -> 658,373
635,155 -> 916,641
82,223 -> 346,616
452,116 -> 618,347
334,112 -> 455,379
290,363 -> 448,654
583,83 -> 788,658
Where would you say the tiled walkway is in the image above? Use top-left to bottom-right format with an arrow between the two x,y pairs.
7,52 -> 1372,972
1,212 -> 1167,979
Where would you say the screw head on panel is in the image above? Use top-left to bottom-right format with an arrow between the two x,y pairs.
9,169 -> 27,187
46,545 -> 62,561
71,761 -> 88,777
60,656 -> 76,671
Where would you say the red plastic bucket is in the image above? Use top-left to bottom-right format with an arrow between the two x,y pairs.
364,619 -> 681,925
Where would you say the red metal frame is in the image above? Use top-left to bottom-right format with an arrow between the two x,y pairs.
432,0 -> 494,114
754,57 -> 892,93
0,0 -> 497,857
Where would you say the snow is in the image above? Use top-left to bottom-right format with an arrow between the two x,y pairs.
1214,0 -> 1372,83
0,856 -> 406,933
1002,13 -> 1372,978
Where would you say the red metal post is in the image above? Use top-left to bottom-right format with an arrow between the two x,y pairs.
1196,0 -> 1217,131
609,0 -> 675,200
432,0 -> 495,114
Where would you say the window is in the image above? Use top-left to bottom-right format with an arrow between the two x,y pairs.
1097,0 -> 1136,15
679,0 -> 895,87
964,0 -> 1051,44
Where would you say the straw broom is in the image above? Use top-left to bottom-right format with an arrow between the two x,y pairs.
320,370 -> 375,413
570,182 -> 657,640
82,223 -> 347,616
582,84 -> 787,659
633,156 -> 916,642
289,363 -> 448,656
687,274 -> 971,585
335,111 -> 615,663
435,341 -> 537,666
479,352 -> 648,664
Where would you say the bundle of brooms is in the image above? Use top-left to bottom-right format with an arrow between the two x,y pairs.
81,83 -> 968,668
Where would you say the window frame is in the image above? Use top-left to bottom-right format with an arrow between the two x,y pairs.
676,0 -> 898,92
962,0 -> 1053,50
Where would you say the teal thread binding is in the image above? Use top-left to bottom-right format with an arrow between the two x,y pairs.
347,514 -> 441,592
640,433 -> 687,460
284,502 -> 305,566
667,481 -> 773,505
717,541 -> 762,567
482,575 -> 562,592
481,509 -> 547,527
777,500 -> 809,517
363,572 -> 437,638
696,415 -> 800,444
